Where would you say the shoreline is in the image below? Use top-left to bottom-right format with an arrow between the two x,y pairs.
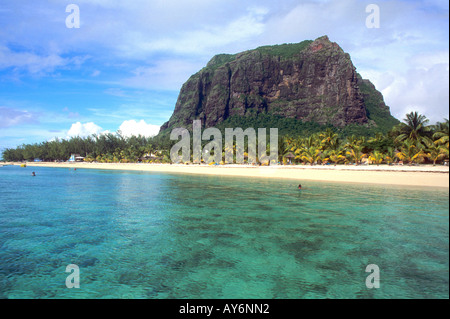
10,162 -> 450,188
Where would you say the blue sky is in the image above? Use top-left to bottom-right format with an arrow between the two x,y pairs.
0,0 -> 448,150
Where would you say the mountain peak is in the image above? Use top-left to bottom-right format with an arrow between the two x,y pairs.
159,37 -> 398,134
313,35 -> 332,45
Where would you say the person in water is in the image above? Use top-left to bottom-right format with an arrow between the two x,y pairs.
32,172 -> 36,176
298,184 -> 302,189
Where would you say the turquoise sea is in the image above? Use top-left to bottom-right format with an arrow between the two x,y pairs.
0,165 -> 448,299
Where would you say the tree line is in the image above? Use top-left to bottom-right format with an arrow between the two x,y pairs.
278,112 -> 448,166
1,132 -> 173,163
2,112 -> 449,166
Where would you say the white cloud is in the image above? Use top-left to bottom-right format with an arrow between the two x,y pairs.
116,6 -> 267,58
67,122 -> 104,137
360,50 -> 449,123
0,107 -> 38,128
123,59 -> 204,91
384,65 -> 449,123
0,45 -> 89,76
118,120 -> 160,138
103,88 -> 128,97
409,51 -> 449,70
65,120 -> 160,139
0,46 -> 65,74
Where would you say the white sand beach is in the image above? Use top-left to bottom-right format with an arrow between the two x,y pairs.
18,162 -> 449,188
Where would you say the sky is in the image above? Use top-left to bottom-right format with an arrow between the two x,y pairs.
0,0 -> 448,150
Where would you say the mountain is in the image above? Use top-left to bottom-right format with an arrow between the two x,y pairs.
159,36 -> 399,136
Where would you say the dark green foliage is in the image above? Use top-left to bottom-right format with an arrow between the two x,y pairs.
253,40 -> 313,59
205,53 -> 237,71
357,73 -> 400,132
203,40 -> 313,72
214,113 -> 395,139
1,133 -> 173,162
363,136 -> 396,154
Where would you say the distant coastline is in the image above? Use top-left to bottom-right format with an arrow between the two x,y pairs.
12,162 -> 450,188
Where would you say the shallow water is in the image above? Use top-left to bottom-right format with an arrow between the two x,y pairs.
0,165 -> 448,298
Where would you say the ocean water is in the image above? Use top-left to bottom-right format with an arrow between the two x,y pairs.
0,165 -> 448,299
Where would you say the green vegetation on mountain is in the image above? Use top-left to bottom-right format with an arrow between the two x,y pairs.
357,74 -> 400,132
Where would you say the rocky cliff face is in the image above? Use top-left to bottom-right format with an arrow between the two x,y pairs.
160,36 -> 395,132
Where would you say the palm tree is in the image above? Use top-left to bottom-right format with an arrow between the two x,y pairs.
368,132 -> 385,144
284,135 -> 295,149
223,143 -> 236,164
344,135 -> 366,165
394,111 -> 430,144
344,135 -> 359,150
433,119 -> 449,148
278,137 -> 291,163
396,139 -> 425,165
425,146 -> 447,166
319,149 -> 331,164
369,151 -> 384,166
344,135 -> 365,152
303,135 -> 320,150
327,149 -> 347,165
346,144 -> 367,165
319,128 -> 340,151
84,154 -> 95,163
296,146 -> 321,165
289,137 -> 303,153
384,147 -> 397,165
424,137 -> 447,166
